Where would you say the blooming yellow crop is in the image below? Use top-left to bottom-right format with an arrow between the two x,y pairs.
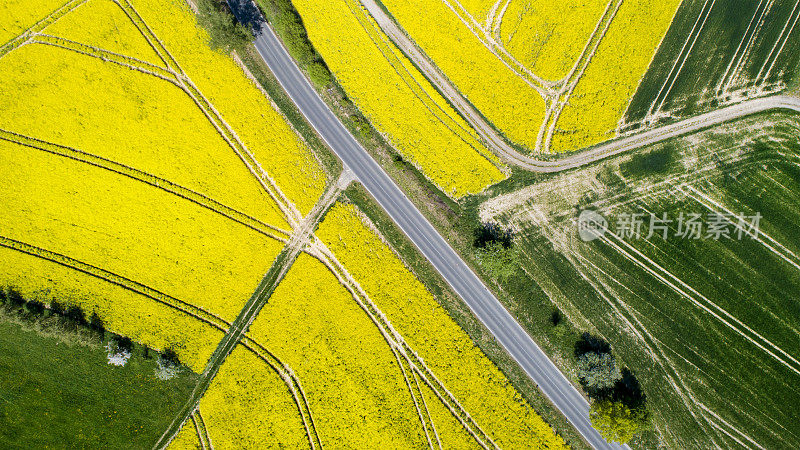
197,347 -> 309,448
168,418 -> 202,450
0,246 -> 223,372
500,0 -> 610,81
550,0 -> 681,152
374,0 -> 547,150
248,254 -> 427,447
316,203 -> 566,448
293,0 -> 506,197
43,0 -> 165,67
0,139 -> 281,323
0,0 -> 65,43
129,0 -> 326,215
0,43 -> 290,230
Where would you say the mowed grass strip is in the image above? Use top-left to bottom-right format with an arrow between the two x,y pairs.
0,317 -> 198,449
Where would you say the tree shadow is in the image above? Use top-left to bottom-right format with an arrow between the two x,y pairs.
574,332 -> 611,357
226,0 -> 266,34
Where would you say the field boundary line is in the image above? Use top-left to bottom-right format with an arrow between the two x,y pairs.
0,128 -> 292,241
0,235 -> 230,330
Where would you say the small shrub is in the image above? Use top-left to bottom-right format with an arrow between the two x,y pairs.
64,305 -> 87,325
23,300 -> 45,316
49,300 -> 65,316
7,289 -> 25,309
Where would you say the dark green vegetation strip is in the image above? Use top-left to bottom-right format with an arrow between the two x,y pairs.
0,314 -> 197,448
625,0 -> 800,127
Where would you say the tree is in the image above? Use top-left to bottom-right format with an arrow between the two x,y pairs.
590,399 -> 650,444
476,241 -> 518,280
197,0 -> 252,53
64,305 -> 87,325
49,300 -> 64,316
577,351 -> 622,391
7,289 -> 25,309
89,312 -> 105,338
23,300 -> 45,316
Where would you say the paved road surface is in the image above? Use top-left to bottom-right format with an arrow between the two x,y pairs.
227,1 -> 626,448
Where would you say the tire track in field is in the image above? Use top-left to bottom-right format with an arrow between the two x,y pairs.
154,179 -> 342,450
0,128 -> 292,242
755,0 -> 800,85
0,0 -> 89,60
540,0 -> 624,153
597,232 -> 800,376
192,410 -> 214,449
647,0 -> 716,120
0,234 -> 229,330
717,0 -> 775,95
310,239 -> 499,449
239,338 -> 323,449
348,0 -> 498,168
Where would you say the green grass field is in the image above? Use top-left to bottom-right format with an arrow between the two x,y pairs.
0,315 -> 198,448
474,113 -> 800,448
625,0 -> 800,127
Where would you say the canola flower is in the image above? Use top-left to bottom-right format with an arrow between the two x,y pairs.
0,246 -> 223,372
169,416 -> 202,450
550,0 -> 681,152
248,254 -> 428,447
378,0 -> 548,150
0,139 -> 281,323
500,0 -> 611,81
198,347 -> 309,448
0,43 -> 290,230
0,0 -> 65,43
316,203 -> 567,448
293,0 -> 506,197
44,0 -> 165,67
129,0 -> 327,215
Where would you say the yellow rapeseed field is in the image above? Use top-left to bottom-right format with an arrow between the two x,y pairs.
550,0 -> 681,152
500,0 -> 610,80
197,347 -> 309,448
0,139 -> 280,323
43,0 -> 165,67
0,246 -> 223,372
130,0 -> 326,215
378,0 -> 547,150
248,254 -> 427,447
317,203 -> 567,448
0,0 -> 334,371
293,0 -> 505,197
0,43 -> 290,230
0,0 -> 65,43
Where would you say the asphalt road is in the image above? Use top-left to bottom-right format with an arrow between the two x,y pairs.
225,1 -> 627,448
